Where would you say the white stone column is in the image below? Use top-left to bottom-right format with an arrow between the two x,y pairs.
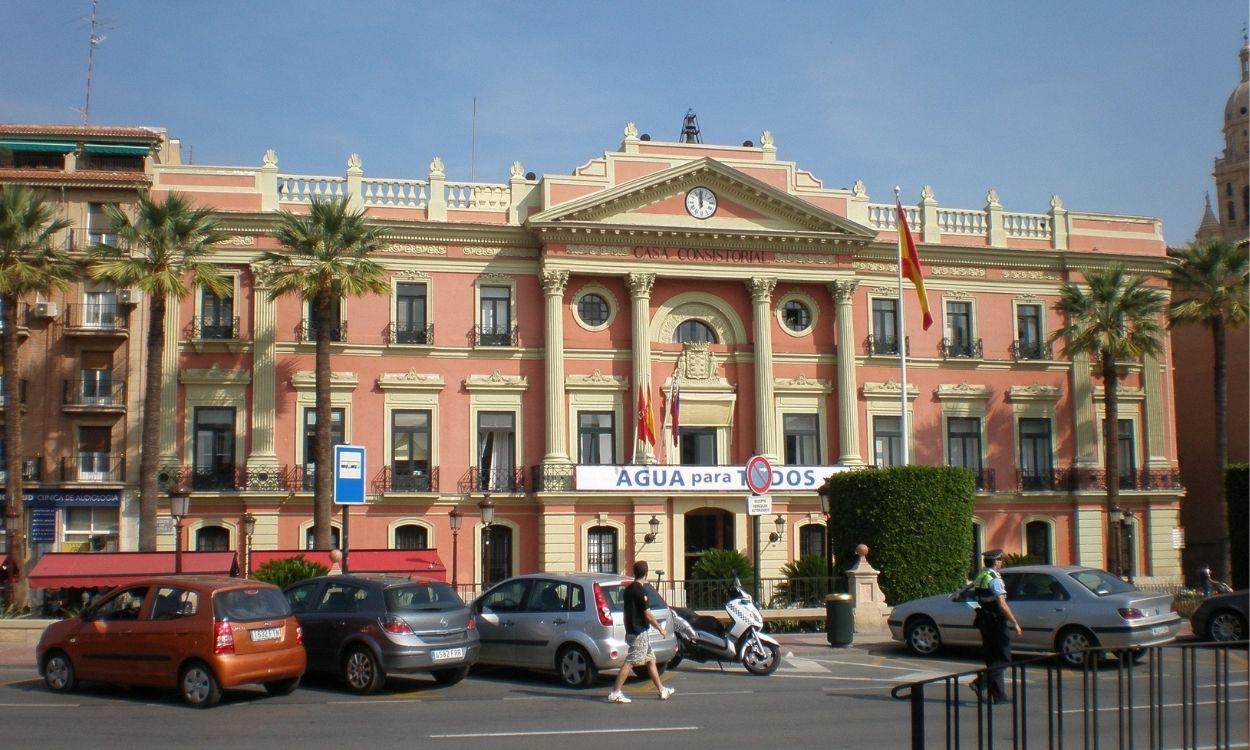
1142,353 -> 1169,468
831,281 -> 864,465
986,189 -> 1005,247
919,186 -> 941,245
345,154 -> 363,211
541,269 -> 571,465
747,277 -> 779,461
627,273 -> 656,463
158,297 -> 180,465
1071,351 -> 1099,467
247,266 -> 279,473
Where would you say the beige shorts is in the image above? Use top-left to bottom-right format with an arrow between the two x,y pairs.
625,631 -> 654,666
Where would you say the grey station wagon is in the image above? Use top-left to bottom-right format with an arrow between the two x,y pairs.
284,574 -> 479,693
472,572 -> 678,688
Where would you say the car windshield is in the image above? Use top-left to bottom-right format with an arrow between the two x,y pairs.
599,582 -> 668,612
213,587 -> 291,622
385,583 -> 463,612
1069,570 -> 1137,597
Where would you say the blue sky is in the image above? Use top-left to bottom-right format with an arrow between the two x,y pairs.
2,1 -> 1243,245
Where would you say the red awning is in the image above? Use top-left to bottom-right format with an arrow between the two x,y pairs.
249,549 -> 446,581
28,551 -> 239,589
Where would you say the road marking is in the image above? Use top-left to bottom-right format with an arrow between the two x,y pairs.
803,657 -> 961,673
1058,697 -> 1248,715
0,702 -> 78,707
431,726 -> 701,739
778,656 -> 829,673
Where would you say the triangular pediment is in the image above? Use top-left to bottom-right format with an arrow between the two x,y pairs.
528,158 -> 875,239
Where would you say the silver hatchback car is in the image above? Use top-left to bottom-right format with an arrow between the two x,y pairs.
472,573 -> 678,688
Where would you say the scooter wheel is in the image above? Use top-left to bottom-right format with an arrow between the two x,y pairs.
666,653 -> 683,670
743,642 -> 781,676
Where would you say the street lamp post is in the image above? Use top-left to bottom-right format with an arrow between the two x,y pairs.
1121,509 -> 1136,584
1108,507 -> 1123,579
818,488 -> 834,581
449,507 -> 463,589
478,495 -> 495,588
242,512 -> 256,579
168,485 -> 192,575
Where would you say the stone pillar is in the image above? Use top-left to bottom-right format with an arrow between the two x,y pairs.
508,161 -> 532,225
847,180 -> 870,226
427,157 -> 447,221
259,150 -> 279,212
919,185 -> 941,245
345,154 -> 363,211
627,272 -> 656,463
1049,195 -> 1068,251
847,545 -> 889,633
158,297 -> 180,465
1071,351 -> 1099,467
541,269 -> 571,465
247,266 -> 280,474
1142,353 -> 1169,468
539,501 -> 576,572
986,189 -> 1005,247
831,281 -> 864,465
747,277 -> 779,461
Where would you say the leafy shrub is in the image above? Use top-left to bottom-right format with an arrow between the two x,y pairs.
1228,464 -> 1248,590
824,465 -> 975,605
772,555 -> 836,607
252,555 -> 328,590
686,549 -> 754,608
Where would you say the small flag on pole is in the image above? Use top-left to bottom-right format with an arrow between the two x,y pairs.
668,361 -> 682,437
636,379 -> 657,452
896,198 -> 933,330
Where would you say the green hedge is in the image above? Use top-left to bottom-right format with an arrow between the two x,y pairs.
1228,464 -> 1248,590
824,465 -> 975,605
252,555 -> 329,590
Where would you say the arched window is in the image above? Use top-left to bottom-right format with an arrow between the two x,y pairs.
1025,520 -> 1052,565
195,525 -> 230,552
394,524 -> 428,550
305,526 -> 341,551
482,526 -> 512,586
675,319 -> 717,344
586,526 -> 618,574
799,524 -> 826,561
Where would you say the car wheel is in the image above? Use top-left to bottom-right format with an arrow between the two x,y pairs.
43,651 -> 77,693
342,646 -> 384,694
1056,627 -> 1100,669
743,642 -> 782,675
180,661 -> 222,708
1207,610 -> 1246,642
556,644 -> 598,689
431,666 -> 469,686
904,617 -> 942,656
263,677 -> 300,695
667,652 -> 683,670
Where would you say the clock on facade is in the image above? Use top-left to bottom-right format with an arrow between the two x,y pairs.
685,186 -> 717,219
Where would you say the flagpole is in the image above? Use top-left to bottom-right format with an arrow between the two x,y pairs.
894,186 -> 910,466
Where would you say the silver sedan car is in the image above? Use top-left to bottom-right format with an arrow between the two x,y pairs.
472,572 -> 678,688
888,565 -> 1182,666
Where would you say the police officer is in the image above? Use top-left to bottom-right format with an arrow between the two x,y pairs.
970,549 -> 1021,704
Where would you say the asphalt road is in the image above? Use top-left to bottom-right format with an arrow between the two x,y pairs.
0,638 -> 1245,749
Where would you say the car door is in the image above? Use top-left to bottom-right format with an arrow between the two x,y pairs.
512,578 -> 572,668
284,581 -> 328,669
474,579 -> 531,665
144,586 -> 203,686
1004,572 -> 1072,650
310,582 -> 368,667
75,586 -> 153,684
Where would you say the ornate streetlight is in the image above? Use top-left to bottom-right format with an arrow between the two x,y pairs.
449,507 -> 463,588
818,487 -> 834,580
478,496 -> 496,587
241,512 -> 256,579
769,514 -> 786,543
644,515 -> 660,544
168,484 -> 192,575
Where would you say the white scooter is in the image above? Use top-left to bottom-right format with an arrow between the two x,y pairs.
668,576 -> 783,675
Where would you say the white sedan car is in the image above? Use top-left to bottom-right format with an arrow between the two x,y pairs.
888,565 -> 1182,666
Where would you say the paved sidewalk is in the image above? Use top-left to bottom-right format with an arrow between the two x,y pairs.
0,644 -> 34,668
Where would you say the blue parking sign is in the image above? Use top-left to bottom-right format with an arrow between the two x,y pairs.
333,445 -> 367,505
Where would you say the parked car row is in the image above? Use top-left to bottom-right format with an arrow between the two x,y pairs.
35,571 -> 679,707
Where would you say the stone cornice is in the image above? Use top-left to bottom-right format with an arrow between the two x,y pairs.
464,370 -> 529,392
1007,383 -> 1062,402
862,379 -> 920,400
566,369 -> 629,391
1093,385 -> 1146,402
934,381 -> 993,400
775,374 -> 832,394
180,364 -> 251,386
376,370 -> 446,392
290,371 -> 359,392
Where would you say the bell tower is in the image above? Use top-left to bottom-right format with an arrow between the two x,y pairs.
1202,35 -> 1250,242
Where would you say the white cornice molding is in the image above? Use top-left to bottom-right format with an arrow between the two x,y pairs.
290,371 -> 359,392
775,374 -> 832,394
377,370 -> 446,392
464,370 -> 529,393
180,364 -> 252,386
862,379 -> 920,400
1093,385 -> 1146,402
566,369 -> 629,392
935,381 -> 993,401
1007,383 -> 1062,402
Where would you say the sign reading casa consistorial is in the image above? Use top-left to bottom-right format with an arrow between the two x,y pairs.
576,465 -> 847,492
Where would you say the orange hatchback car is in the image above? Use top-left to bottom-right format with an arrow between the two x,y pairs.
36,576 -> 306,707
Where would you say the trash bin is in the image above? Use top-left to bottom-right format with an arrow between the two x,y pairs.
826,593 -> 854,646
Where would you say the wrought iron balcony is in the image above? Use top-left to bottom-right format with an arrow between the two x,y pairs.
296,319 -> 347,342
63,379 -> 126,410
0,377 -> 27,408
461,466 -> 525,493
191,466 -> 243,491
0,457 -> 42,483
191,316 -> 240,340
373,465 -> 440,493
473,324 -> 518,348
1016,468 -> 1075,492
62,454 -> 125,483
387,321 -> 433,345
865,334 -> 909,356
956,467 -> 996,492
939,337 -> 983,359
1011,339 -> 1051,361
64,303 -> 127,334
531,463 -> 576,492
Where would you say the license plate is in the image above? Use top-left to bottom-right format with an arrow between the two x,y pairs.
432,647 -> 466,662
250,627 -> 282,642
1151,625 -> 1169,636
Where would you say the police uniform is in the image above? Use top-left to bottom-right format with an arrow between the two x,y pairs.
972,549 -> 1012,703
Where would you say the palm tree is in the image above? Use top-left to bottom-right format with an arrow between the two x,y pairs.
89,192 -> 228,552
1167,239 -> 1249,583
1051,265 -> 1166,578
0,185 -> 75,610
257,197 -> 389,549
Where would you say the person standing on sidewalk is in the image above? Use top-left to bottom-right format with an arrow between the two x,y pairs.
970,549 -> 1021,704
607,560 -> 675,704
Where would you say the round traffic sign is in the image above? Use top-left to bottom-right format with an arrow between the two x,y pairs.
745,455 -> 773,495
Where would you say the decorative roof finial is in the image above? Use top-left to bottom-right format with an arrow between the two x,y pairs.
347,153 -> 362,171
262,149 -> 277,167
429,156 -> 444,176
760,130 -> 774,148
510,161 -> 524,179
624,121 -> 639,139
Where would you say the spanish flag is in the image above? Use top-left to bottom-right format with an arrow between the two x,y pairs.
896,198 -> 933,330
636,379 -> 657,450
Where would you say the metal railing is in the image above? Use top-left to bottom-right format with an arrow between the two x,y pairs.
1017,468 -> 1072,492
1011,339 -> 1051,361
0,377 -> 27,406
531,463 -> 576,492
191,316 -> 240,340
372,465 -> 440,493
939,337 -> 984,359
650,576 -> 844,610
0,457 -> 42,483
387,321 -> 433,345
461,466 -> 525,493
972,468 -> 997,492
866,334 -> 909,356
62,379 -> 126,408
62,454 -> 125,483
296,319 -> 347,342
891,640 -> 1248,750
64,303 -> 126,331
473,324 -> 519,347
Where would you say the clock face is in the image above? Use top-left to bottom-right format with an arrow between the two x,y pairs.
685,187 -> 717,219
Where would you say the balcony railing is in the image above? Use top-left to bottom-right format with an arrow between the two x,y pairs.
63,379 -> 126,409
372,465 -> 440,493
64,303 -> 127,332
0,457 -> 43,483
938,337 -> 983,359
62,454 -> 125,483
461,466 -> 525,493
969,468 -> 996,492
0,378 -> 28,407
1010,339 -> 1050,361
865,334 -> 909,356
473,324 -> 518,348
1016,468 -> 1073,492
161,464 -> 295,492
1066,468 -> 1184,491
531,463 -> 576,492
296,319 -> 347,342
387,321 -> 433,345
191,316 -> 240,340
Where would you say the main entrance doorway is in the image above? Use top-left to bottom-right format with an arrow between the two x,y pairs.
683,507 -> 735,578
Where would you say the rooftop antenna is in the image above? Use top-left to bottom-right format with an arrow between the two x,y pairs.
79,0 -> 108,125
470,96 -> 477,182
680,109 -> 702,143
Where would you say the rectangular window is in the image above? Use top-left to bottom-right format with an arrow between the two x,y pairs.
1019,418 -> 1054,490
1016,304 -> 1044,359
395,283 -> 428,344
63,507 -> 119,551
873,416 -> 903,467
587,527 -> 619,574
303,407 -> 345,489
1104,418 -> 1137,488
479,286 -> 512,345
87,203 -> 117,246
193,407 -> 236,490
478,411 -> 517,490
871,299 -> 899,354
577,412 -> 615,465
199,286 -> 235,339
783,413 -> 820,465
799,524 -> 826,561
679,427 -> 718,466
80,351 -> 114,405
945,301 -> 974,357
82,280 -> 117,328
947,417 -> 983,484
305,298 -> 343,341
78,426 -> 112,481
391,410 -> 431,491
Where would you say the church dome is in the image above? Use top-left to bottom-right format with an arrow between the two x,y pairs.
1225,41 -> 1249,127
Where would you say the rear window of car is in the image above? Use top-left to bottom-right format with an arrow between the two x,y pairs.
598,582 -> 668,612
385,583 -> 463,613
213,587 -> 292,622
1069,570 -> 1137,597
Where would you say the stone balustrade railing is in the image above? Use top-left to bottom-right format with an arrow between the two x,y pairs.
277,173 -> 348,203
444,181 -> 510,210
1003,211 -> 1051,239
360,177 -> 430,208
867,190 -> 1065,248
937,207 -> 988,236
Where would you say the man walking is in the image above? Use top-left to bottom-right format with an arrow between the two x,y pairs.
970,549 -> 1021,704
607,560 -> 675,703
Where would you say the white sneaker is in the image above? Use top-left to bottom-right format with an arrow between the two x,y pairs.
606,691 -> 631,704
659,686 -> 676,701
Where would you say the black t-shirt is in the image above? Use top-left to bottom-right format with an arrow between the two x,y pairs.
623,581 -> 648,636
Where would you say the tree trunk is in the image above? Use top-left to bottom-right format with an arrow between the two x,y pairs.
312,291 -> 333,550
2,294 -> 28,610
138,292 -> 166,551
1102,349 -> 1123,578
1212,316 -> 1230,583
